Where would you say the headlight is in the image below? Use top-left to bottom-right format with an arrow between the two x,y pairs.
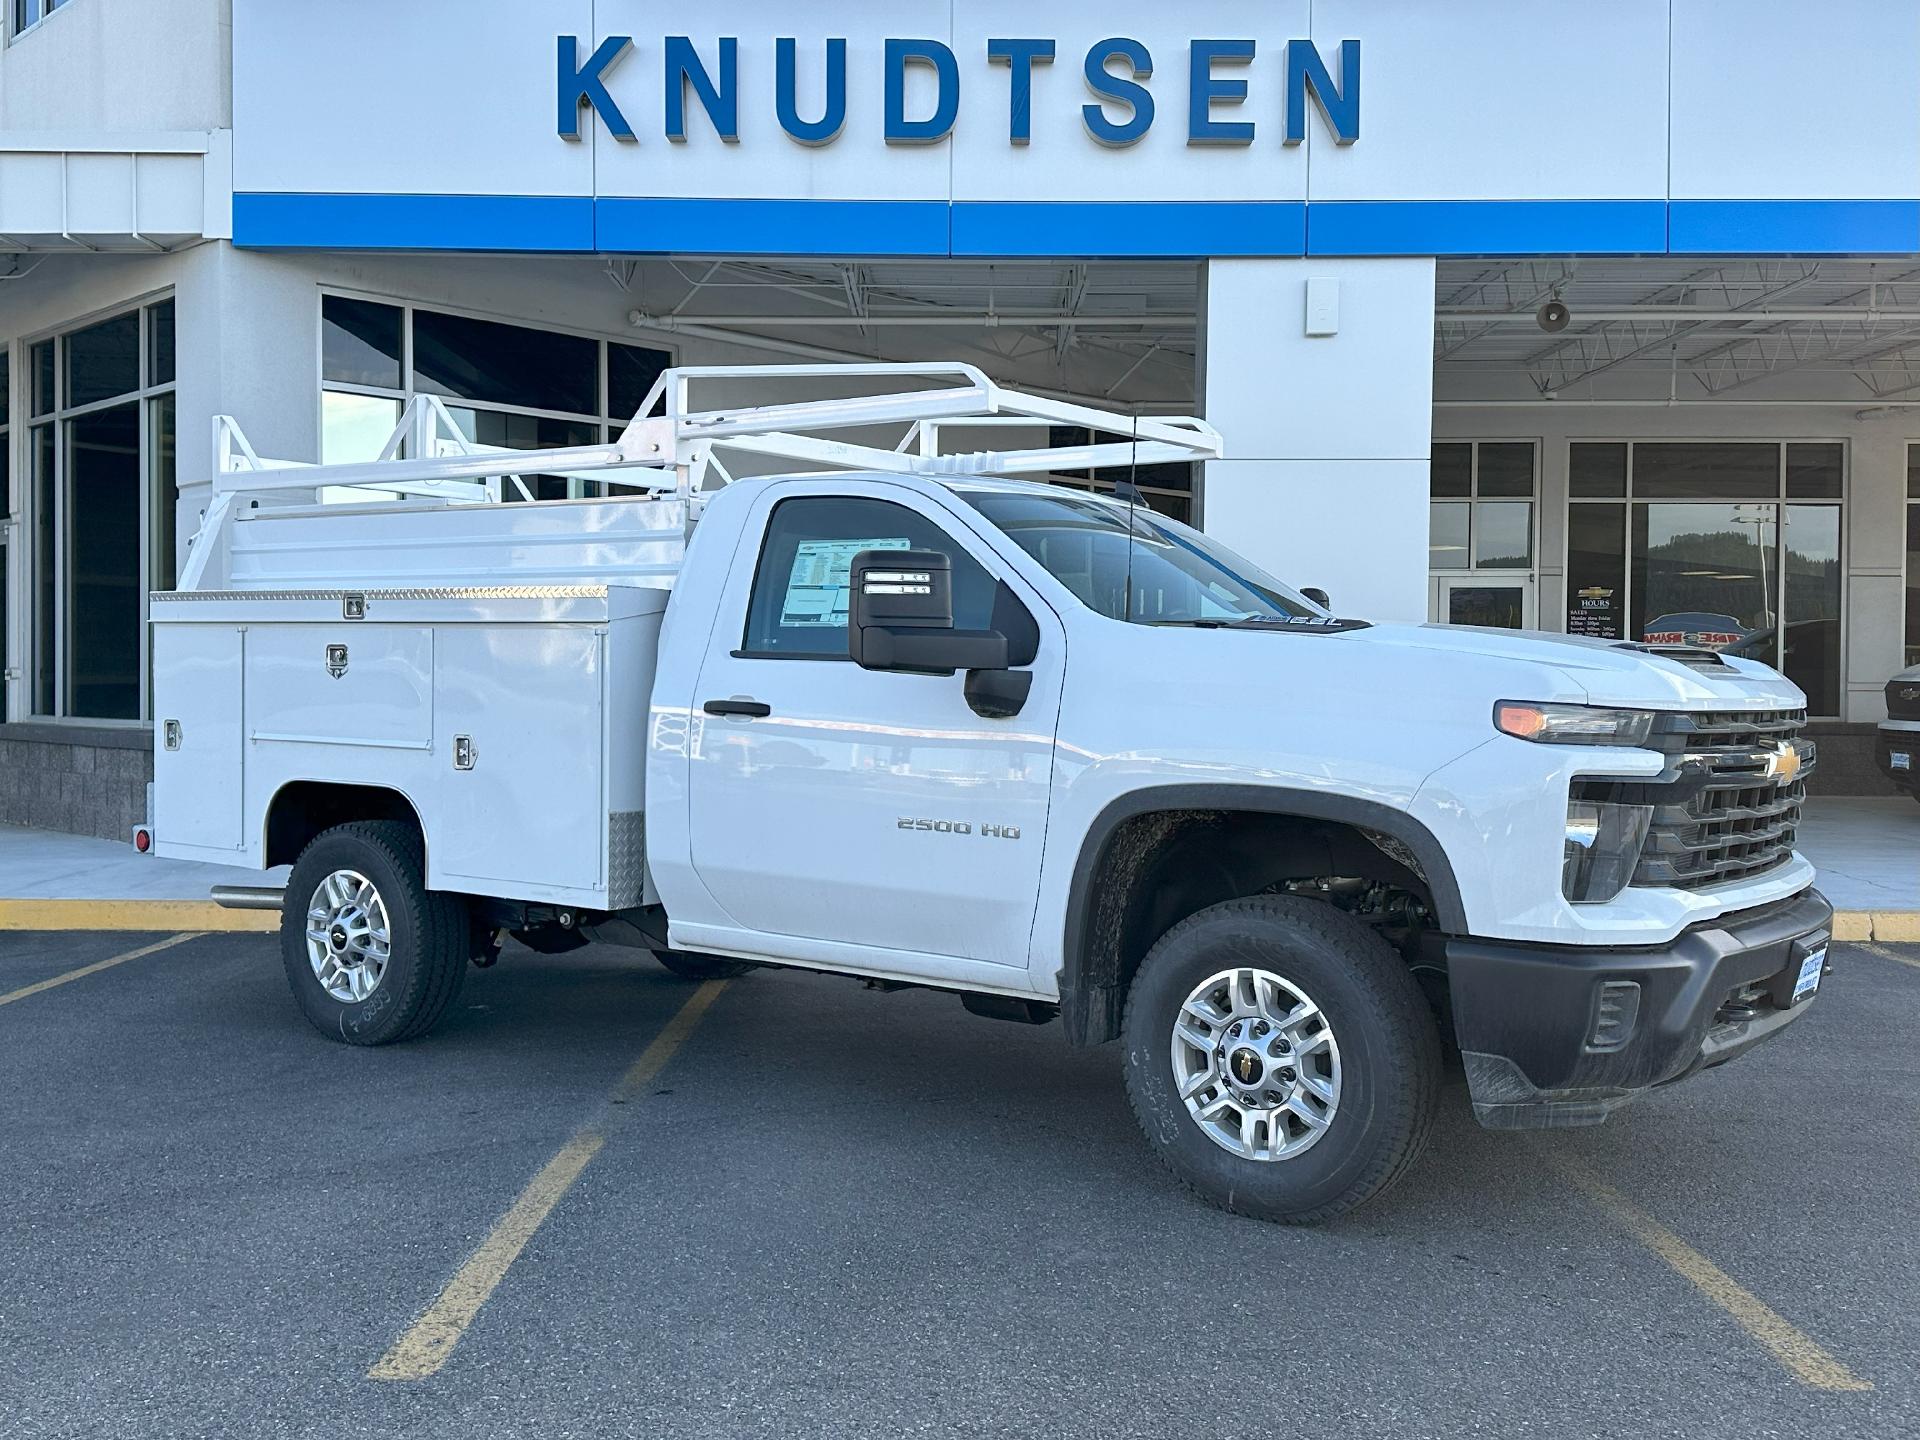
1494,701 -> 1656,747
1563,800 -> 1652,904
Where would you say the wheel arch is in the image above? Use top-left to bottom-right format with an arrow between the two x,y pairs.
1057,785 -> 1467,1047
263,779 -> 429,872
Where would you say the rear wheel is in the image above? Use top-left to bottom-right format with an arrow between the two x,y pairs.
651,949 -> 756,981
281,820 -> 469,1045
1121,895 -> 1440,1224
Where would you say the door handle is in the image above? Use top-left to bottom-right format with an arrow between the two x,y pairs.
703,698 -> 772,718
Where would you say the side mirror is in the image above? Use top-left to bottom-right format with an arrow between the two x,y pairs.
1301,586 -> 1331,610
848,549 -> 1008,676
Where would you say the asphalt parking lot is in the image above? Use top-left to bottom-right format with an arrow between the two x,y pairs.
1,930 -> 1915,1439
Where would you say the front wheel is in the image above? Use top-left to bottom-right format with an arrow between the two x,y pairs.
1121,895 -> 1440,1224
281,820 -> 469,1045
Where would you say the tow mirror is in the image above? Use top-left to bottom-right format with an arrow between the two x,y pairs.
848,550 -> 1033,717
1301,586 -> 1331,610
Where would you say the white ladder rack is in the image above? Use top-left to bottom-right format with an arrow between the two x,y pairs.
181,363 -> 1223,591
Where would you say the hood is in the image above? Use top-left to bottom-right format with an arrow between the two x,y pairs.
1339,622 -> 1806,710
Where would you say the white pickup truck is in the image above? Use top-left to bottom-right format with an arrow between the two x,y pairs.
150,364 -> 1832,1222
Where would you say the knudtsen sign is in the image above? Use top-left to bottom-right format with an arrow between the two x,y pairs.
558,35 -> 1361,149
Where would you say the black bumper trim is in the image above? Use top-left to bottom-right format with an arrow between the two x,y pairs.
1447,888 -> 1832,1131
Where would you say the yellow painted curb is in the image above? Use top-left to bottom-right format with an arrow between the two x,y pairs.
0,900 -> 277,933
1833,911 -> 1920,944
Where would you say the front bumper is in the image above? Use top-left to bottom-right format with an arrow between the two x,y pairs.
1876,726 -> 1920,788
1446,887 -> 1832,1129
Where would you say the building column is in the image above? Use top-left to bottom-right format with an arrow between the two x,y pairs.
1200,257 -> 1436,622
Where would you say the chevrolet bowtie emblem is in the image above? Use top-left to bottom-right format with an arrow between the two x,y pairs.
1765,741 -> 1801,785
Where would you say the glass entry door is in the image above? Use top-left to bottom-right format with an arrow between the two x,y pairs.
1436,576 -> 1535,630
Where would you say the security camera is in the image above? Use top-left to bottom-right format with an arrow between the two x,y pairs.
1537,300 -> 1570,333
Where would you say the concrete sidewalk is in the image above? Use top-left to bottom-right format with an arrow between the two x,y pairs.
0,826 -> 283,931
0,799 -> 1913,934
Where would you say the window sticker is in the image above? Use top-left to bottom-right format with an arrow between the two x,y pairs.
781,537 -> 911,628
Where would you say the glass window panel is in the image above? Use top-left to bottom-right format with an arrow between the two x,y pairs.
1447,584 -> 1525,629
1908,444 -> 1920,500
321,392 -> 402,464
1430,444 -> 1471,497
1632,502 -> 1777,649
1908,506 -> 1920,667
1429,501 -> 1470,569
609,342 -> 671,421
65,403 -> 142,720
1473,501 -> 1532,570
1632,442 -> 1780,500
450,408 -> 599,500
150,393 -> 177,592
321,297 -> 404,390
0,349 -> 10,428
65,312 -> 141,409
413,309 -> 597,416
147,299 -> 176,388
1571,442 -> 1627,497
30,340 -> 54,417
32,423 -> 54,714
0,442 -> 7,721
1785,442 -> 1842,499
745,496 -> 999,656
1477,442 -> 1535,497
1778,505 -> 1841,715
1565,503 -> 1627,640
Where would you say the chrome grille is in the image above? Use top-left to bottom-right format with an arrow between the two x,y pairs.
1635,709 -> 1809,891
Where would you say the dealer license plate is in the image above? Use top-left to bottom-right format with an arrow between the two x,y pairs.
1792,947 -> 1827,1003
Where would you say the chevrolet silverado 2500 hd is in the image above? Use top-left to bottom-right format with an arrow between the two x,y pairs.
149,364 -> 1832,1222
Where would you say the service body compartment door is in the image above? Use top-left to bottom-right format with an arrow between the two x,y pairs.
431,625 -> 605,898
153,625 -> 246,854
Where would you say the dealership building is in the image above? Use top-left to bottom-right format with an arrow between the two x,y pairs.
1,0 -> 1916,837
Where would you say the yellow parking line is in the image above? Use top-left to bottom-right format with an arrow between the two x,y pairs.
0,899 -> 275,933
0,932 -> 203,1008
1861,942 -> 1920,972
1546,1153 -> 1871,1392
368,978 -> 729,1382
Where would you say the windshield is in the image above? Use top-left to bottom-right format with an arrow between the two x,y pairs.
964,490 -> 1319,626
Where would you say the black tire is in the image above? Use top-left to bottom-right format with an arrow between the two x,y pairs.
651,948 -> 756,981
280,820 -> 469,1046
1121,895 -> 1441,1224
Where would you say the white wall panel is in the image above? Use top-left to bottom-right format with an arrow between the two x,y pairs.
1671,0 -> 1920,200
1308,0 -> 1669,201
232,0 -> 595,197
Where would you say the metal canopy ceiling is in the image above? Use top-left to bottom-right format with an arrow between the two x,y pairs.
604,256 -> 1200,408
1434,258 -> 1920,401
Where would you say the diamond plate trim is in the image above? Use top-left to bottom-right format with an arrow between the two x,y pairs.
607,810 -> 647,909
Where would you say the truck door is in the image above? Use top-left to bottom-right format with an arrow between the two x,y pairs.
683,483 -> 1064,977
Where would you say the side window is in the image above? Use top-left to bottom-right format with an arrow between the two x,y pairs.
742,496 -> 999,659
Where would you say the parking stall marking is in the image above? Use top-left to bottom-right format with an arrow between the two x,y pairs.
0,933 -> 203,1009
1543,1152 -> 1872,1393
368,978 -> 730,1382
1861,943 -> 1920,973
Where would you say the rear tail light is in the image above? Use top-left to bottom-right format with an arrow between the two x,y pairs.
131,826 -> 153,854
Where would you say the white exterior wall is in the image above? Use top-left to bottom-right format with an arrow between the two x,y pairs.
0,0 -> 230,132
1432,404 -> 1909,724
1202,258 -> 1435,622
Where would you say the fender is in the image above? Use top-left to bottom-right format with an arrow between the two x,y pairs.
1056,783 -> 1468,1046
